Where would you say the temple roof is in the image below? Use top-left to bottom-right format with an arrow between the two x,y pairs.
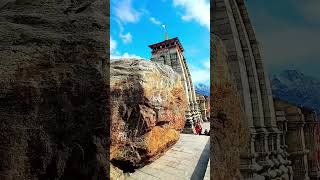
148,37 -> 184,53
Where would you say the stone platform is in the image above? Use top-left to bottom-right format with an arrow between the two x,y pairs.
124,134 -> 210,180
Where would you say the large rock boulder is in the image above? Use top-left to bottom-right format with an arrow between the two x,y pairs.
0,0 -> 108,179
211,34 -> 249,179
110,59 -> 188,170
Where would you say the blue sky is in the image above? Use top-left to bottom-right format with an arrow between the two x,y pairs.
110,0 -> 210,86
246,0 -> 320,79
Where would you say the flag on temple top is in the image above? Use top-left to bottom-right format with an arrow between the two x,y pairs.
162,24 -> 166,29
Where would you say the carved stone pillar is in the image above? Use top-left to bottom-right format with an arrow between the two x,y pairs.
189,79 -> 200,120
303,110 -> 320,179
275,109 -> 292,179
274,99 -> 310,180
196,94 -> 208,123
200,96 -> 208,121
183,109 -> 194,134
240,129 -> 264,179
205,96 -> 210,120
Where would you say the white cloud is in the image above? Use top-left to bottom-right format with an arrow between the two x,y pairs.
113,0 -> 141,23
110,36 -> 117,53
110,36 -> 145,60
119,32 -> 132,44
190,67 -> 210,85
149,17 -> 162,25
189,60 -> 210,85
111,0 -> 141,45
111,52 -> 145,60
202,60 -> 210,69
173,0 -> 210,30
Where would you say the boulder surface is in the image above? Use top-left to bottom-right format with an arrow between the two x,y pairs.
110,59 -> 188,170
0,0 -> 109,179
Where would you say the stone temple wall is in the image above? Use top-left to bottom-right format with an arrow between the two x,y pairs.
149,38 -> 202,133
212,0 -> 320,179
213,0 -> 290,179
274,99 -> 320,180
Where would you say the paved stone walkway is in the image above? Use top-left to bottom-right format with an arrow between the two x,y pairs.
203,159 -> 210,180
125,134 -> 210,180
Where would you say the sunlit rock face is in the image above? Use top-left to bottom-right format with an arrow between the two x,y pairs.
211,34 -> 249,180
110,59 -> 188,170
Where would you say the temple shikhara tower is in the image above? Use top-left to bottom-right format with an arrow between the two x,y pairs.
149,36 -> 202,133
213,0 -> 320,179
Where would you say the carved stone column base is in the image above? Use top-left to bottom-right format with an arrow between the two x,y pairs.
252,174 -> 266,180
182,114 -> 194,134
182,127 -> 194,134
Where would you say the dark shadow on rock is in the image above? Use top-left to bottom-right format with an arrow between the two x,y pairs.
0,0 -> 110,179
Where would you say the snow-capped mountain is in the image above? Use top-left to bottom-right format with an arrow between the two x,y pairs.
195,83 -> 210,97
271,69 -> 320,115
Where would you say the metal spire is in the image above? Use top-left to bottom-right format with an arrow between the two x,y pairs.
162,24 -> 168,40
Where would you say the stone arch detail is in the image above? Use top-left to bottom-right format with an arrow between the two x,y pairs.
213,0 -> 255,128
228,0 -> 265,129
236,0 -> 277,128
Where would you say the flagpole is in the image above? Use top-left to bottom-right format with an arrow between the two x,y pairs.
162,24 -> 168,40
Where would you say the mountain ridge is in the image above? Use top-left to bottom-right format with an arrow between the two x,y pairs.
195,83 -> 210,96
271,69 -> 320,115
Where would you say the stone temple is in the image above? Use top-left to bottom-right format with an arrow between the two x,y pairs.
213,0 -> 320,179
149,37 -> 202,133
196,94 -> 210,122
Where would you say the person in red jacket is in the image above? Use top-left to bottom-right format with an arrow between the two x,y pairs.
194,122 -> 200,135
194,120 -> 202,135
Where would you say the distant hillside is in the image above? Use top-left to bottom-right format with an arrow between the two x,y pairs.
271,69 -> 320,115
195,83 -> 210,96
